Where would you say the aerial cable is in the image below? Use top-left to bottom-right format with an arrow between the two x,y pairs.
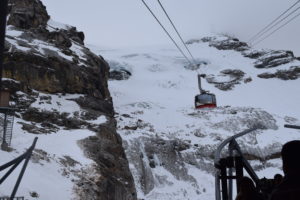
157,0 -> 197,65
248,0 -> 300,43
250,5 -> 300,44
141,0 -> 193,66
253,10 -> 300,46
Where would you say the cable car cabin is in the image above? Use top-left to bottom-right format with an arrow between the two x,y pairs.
195,92 -> 217,109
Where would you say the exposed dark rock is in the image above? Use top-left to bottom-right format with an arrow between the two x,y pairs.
48,27 -> 85,47
7,0 -> 49,29
210,38 -> 249,51
253,50 -> 295,68
19,122 -> 55,134
4,51 -> 110,99
78,119 -> 136,200
189,36 -> 297,70
242,50 -> 268,59
20,107 -> 102,131
189,36 -> 249,51
244,77 -> 252,83
59,156 -> 80,168
29,191 -> 39,198
109,69 -> 132,80
73,96 -> 114,117
31,149 -> 51,164
108,60 -> 132,80
124,125 -> 138,130
128,136 -> 204,195
173,140 -> 191,151
79,110 -> 101,121
206,69 -> 245,91
258,66 -> 300,80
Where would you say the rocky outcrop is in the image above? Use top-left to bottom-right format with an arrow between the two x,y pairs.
205,69 -> 246,91
118,105 -> 280,198
108,61 -> 132,80
109,69 -> 132,81
4,50 -> 110,98
4,0 -> 136,199
258,66 -> 300,80
78,118 -> 136,200
187,36 -> 249,52
7,0 -> 49,29
129,137 -> 201,195
252,50 -> 295,69
189,36 -> 297,70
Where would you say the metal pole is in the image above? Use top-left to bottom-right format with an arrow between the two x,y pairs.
0,158 -> 22,184
197,74 -> 203,93
0,0 -> 8,91
10,137 -> 38,199
284,124 -> 300,130
215,171 -> 221,200
220,163 -> 228,200
228,142 -> 234,200
235,157 -> 244,193
2,111 -> 8,147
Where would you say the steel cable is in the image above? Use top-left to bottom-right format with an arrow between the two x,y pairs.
141,0 -> 193,65
157,0 -> 197,64
251,5 -> 300,44
248,0 -> 300,43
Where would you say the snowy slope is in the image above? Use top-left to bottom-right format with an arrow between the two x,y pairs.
90,37 -> 300,200
0,19 -> 110,200
0,92 -> 107,199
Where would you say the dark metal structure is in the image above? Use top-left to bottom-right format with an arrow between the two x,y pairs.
215,124 -> 300,200
0,107 -> 15,147
195,74 -> 217,109
0,0 -> 14,150
215,127 -> 259,200
284,124 -> 300,130
0,137 -> 38,200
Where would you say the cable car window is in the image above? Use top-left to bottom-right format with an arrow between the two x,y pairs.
196,94 -> 214,104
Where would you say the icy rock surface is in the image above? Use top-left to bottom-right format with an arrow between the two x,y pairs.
258,66 -> 300,80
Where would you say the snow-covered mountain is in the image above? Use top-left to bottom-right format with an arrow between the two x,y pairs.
90,35 -> 300,200
1,0 -> 300,200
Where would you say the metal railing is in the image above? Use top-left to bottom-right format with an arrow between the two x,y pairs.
0,137 -> 38,200
214,126 -> 263,200
0,107 -> 15,147
215,124 -> 300,200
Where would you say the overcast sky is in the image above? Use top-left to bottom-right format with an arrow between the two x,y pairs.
41,0 -> 300,56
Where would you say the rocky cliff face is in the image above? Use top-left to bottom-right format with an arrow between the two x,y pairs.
3,0 -> 136,199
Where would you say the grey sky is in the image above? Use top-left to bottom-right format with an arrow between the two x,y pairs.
41,0 -> 300,56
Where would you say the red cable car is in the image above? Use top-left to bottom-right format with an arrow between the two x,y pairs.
195,74 -> 217,109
